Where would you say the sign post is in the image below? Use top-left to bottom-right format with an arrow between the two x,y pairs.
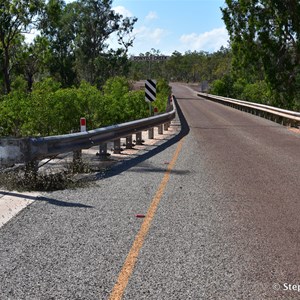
145,79 -> 156,116
131,55 -> 169,116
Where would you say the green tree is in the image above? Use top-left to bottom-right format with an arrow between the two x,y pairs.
0,0 -> 44,94
165,51 -> 188,82
74,0 -> 137,84
222,0 -> 300,108
15,36 -> 51,91
39,0 -> 137,87
39,0 -> 77,86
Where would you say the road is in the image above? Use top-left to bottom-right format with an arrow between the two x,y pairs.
0,83 -> 300,300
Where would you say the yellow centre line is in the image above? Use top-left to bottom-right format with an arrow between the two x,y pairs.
108,138 -> 184,300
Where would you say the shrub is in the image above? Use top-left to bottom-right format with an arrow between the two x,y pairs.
0,76 -> 169,137
0,89 -> 30,137
154,78 -> 171,113
210,79 -> 226,96
241,81 -> 272,104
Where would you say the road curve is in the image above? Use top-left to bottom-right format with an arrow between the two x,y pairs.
0,83 -> 300,300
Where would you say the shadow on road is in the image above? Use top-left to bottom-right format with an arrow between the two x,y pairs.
0,191 -> 93,208
36,196 -> 93,208
98,96 -> 190,179
128,166 -> 190,175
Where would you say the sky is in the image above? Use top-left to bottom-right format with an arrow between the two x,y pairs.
110,0 -> 229,55
26,0 -> 229,55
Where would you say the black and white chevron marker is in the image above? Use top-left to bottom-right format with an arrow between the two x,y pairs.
145,79 -> 156,102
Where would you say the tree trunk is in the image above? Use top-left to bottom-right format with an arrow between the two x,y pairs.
3,46 -> 11,94
27,73 -> 34,92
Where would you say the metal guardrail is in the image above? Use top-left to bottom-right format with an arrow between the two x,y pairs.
197,93 -> 300,127
0,103 -> 176,167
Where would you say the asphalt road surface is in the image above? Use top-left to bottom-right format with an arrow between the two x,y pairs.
1,83 -> 300,300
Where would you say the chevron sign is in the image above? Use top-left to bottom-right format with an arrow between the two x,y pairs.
145,79 -> 156,102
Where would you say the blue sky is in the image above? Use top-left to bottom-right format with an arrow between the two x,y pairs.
26,0 -> 228,55
111,0 -> 229,55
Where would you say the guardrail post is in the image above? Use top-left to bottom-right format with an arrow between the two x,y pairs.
126,135 -> 133,149
148,128 -> 154,139
113,139 -> 121,154
136,132 -> 143,145
97,143 -> 109,160
153,107 -> 163,135
158,124 -> 163,134
164,123 -> 169,131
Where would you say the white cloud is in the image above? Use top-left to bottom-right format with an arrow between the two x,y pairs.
150,28 -> 165,43
133,26 -> 167,45
145,11 -> 158,22
180,27 -> 229,52
113,6 -> 133,18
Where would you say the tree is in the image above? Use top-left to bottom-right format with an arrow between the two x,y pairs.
128,49 -> 232,84
93,49 -> 131,88
15,36 -> 51,91
39,0 -> 78,86
74,0 -> 137,84
39,0 -> 137,87
222,0 -> 300,108
0,0 -> 44,94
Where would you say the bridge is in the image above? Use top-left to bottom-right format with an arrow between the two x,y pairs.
0,83 -> 300,299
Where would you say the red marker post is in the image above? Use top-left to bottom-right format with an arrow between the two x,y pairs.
80,117 -> 86,132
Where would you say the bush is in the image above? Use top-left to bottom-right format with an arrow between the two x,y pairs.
232,78 -> 247,98
154,78 -> 171,113
75,81 -> 107,128
241,81 -> 272,104
123,90 -> 149,121
210,79 -> 226,96
0,76 -> 158,137
0,88 -> 30,137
